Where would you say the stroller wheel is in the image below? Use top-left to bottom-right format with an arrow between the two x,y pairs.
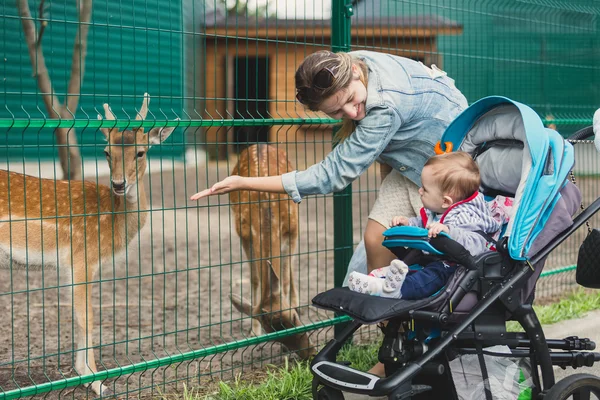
545,373 -> 600,399
316,386 -> 345,400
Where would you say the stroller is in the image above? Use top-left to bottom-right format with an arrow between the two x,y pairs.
310,96 -> 600,400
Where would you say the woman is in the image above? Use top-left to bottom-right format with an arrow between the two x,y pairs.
191,49 -> 467,275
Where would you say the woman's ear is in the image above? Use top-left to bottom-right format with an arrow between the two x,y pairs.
351,64 -> 361,79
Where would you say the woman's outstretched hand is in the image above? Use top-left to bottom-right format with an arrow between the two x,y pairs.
190,176 -> 244,200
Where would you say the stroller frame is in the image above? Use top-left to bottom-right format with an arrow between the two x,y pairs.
310,103 -> 600,400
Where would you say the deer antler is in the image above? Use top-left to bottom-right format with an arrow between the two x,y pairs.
98,103 -> 117,138
103,103 -> 116,120
136,93 -> 150,121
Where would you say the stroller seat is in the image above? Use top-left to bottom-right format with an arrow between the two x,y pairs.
313,225 -> 497,324
314,220 -> 514,324
310,96 -> 600,400
312,287 -> 442,325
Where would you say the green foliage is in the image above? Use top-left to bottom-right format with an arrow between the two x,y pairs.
202,359 -> 313,400
507,288 -> 600,331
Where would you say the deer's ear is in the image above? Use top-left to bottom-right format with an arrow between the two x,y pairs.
147,118 -> 180,147
266,260 -> 282,283
229,293 -> 258,317
291,310 -> 302,327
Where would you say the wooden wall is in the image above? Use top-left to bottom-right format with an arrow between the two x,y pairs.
203,33 -> 440,159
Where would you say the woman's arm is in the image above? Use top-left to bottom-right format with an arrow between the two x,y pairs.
190,175 -> 285,200
288,106 -> 402,202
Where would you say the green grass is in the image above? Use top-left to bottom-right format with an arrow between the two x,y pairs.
191,288 -> 600,400
337,339 -> 382,371
186,359 -> 313,400
506,288 -> 600,331
191,342 -> 381,399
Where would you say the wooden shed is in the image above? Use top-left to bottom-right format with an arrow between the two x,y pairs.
203,15 -> 463,159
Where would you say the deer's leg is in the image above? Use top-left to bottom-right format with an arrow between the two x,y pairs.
72,265 -> 107,395
281,237 -> 298,310
249,260 -> 263,336
289,259 -> 299,310
241,238 -> 263,337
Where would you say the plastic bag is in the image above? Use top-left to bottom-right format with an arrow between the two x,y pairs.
450,345 -> 533,400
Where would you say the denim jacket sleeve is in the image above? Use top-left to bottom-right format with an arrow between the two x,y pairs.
281,105 -> 401,203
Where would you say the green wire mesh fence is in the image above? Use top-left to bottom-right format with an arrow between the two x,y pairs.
0,0 -> 599,398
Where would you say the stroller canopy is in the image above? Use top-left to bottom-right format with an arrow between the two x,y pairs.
439,96 -> 576,261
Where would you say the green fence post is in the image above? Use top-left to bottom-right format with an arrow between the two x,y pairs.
332,0 -> 354,336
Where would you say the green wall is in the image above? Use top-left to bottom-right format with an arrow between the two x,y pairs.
1,0 -> 184,161
353,0 -> 600,135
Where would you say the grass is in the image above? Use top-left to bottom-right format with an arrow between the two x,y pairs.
184,288 -> 600,400
506,288 -> 600,331
182,359 -> 314,400
208,361 -> 314,400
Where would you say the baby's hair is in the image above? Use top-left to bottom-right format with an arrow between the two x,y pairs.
294,51 -> 368,143
424,151 -> 480,202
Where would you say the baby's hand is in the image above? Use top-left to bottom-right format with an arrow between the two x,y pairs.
426,222 -> 449,238
390,216 -> 409,227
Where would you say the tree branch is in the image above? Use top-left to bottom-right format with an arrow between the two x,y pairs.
17,0 -> 62,118
17,0 -> 85,180
66,0 -> 92,113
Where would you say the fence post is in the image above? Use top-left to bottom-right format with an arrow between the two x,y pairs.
331,0 -> 354,336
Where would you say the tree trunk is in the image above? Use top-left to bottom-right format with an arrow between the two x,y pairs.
17,0 -> 93,180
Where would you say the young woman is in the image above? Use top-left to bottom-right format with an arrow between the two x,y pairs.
191,49 -> 467,275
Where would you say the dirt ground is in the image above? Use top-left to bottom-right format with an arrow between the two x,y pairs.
0,143 -> 380,399
0,143 -> 597,399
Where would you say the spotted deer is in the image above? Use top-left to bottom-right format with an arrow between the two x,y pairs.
229,144 -> 315,359
0,93 -> 177,395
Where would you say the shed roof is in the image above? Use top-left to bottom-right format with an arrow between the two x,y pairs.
205,14 -> 462,38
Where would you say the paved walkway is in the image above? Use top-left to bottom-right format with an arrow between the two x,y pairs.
340,310 -> 600,399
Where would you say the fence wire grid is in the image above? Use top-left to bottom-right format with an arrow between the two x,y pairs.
0,0 -> 600,398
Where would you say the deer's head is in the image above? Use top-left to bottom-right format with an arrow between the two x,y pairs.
230,261 -> 317,360
98,93 -> 178,200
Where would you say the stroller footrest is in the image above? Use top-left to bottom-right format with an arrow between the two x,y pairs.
312,361 -> 380,391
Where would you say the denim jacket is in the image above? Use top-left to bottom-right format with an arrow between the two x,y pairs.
282,50 -> 468,203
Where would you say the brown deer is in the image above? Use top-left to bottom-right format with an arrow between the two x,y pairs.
0,93 -> 177,395
229,144 -> 315,359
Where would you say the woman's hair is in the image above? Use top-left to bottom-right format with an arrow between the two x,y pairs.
295,50 -> 368,143
424,151 -> 481,202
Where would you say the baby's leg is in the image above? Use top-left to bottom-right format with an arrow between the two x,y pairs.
348,272 -> 386,296
381,260 -> 409,298
398,261 -> 457,300
369,266 -> 391,279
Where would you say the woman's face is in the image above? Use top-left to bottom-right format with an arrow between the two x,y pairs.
318,65 -> 367,121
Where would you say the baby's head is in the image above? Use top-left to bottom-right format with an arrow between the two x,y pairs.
419,151 -> 480,214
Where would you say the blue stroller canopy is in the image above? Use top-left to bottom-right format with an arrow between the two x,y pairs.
439,96 -> 575,260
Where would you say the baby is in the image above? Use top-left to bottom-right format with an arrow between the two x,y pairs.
348,151 -> 501,300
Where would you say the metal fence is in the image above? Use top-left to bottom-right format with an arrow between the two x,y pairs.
1,0 -> 599,398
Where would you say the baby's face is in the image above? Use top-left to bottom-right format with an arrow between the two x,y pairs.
419,166 -> 447,214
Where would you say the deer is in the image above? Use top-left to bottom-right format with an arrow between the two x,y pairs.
229,144 -> 316,360
0,93 -> 177,396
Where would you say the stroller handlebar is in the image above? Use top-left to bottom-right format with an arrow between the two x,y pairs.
567,125 -> 594,141
382,226 -> 478,270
